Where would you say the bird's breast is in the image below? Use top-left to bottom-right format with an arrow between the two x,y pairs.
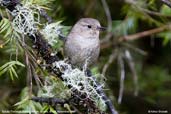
75,36 -> 99,48
65,36 -> 100,67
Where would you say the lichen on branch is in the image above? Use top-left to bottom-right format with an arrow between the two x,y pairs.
52,60 -> 107,111
9,4 -> 40,35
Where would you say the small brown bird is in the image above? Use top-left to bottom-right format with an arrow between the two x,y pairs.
64,18 -> 118,114
64,18 -> 105,68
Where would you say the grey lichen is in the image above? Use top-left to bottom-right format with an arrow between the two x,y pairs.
10,4 -> 40,35
52,60 -> 107,111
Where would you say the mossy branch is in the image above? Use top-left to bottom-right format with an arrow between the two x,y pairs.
0,0 -> 118,114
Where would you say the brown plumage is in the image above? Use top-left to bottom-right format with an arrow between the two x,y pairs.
64,18 -> 104,68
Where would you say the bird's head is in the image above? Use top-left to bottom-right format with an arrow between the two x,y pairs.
70,18 -> 106,38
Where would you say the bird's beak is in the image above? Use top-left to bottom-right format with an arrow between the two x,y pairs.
97,26 -> 106,31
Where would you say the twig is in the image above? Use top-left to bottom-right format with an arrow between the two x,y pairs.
25,51 -> 33,97
101,0 -> 113,43
124,50 -> 138,96
101,25 -> 169,50
118,25 -> 169,42
139,7 -> 171,17
161,0 -> 171,8
117,53 -> 125,104
102,49 -> 118,75
123,43 -> 147,56
103,95 -> 118,114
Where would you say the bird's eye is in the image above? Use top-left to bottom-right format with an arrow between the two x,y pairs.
87,25 -> 92,28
